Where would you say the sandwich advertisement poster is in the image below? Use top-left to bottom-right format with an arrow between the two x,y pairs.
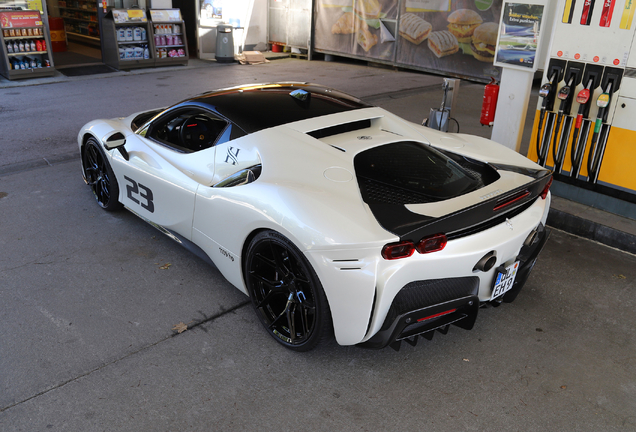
314,0 -> 400,63
314,0 -> 504,81
494,3 -> 544,70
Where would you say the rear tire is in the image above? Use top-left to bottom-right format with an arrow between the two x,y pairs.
83,138 -> 123,212
244,230 -> 333,351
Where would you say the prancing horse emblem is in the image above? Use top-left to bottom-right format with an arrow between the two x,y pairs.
225,147 -> 240,165
505,218 -> 513,230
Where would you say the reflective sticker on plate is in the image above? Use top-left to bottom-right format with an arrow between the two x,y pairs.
491,261 -> 520,300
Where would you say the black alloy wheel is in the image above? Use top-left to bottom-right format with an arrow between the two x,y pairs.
83,138 -> 122,212
244,231 -> 332,351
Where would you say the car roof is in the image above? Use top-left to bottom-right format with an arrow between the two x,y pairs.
188,83 -> 372,134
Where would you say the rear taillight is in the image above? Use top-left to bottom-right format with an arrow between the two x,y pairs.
382,234 -> 447,260
381,241 -> 415,260
540,176 -> 553,199
416,233 -> 447,254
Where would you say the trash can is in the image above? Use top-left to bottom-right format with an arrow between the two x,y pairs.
215,24 -> 234,63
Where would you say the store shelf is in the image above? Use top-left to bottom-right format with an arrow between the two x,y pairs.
59,6 -> 97,12
4,66 -> 54,77
66,31 -> 101,47
62,17 -> 98,24
118,40 -> 149,45
66,32 -> 100,41
151,12 -> 188,67
60,2 -> 99,43
4,35 -> 44,40
8,51 -> 48,56
103,9 -> 154,70
1,11 -> 55,80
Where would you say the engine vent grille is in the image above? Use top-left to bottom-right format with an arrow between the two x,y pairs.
359,177 -> 434,205
307,119 -> 371,140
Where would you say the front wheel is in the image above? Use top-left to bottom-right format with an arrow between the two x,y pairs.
83,138 -> 123,211
244,231 -> 333,351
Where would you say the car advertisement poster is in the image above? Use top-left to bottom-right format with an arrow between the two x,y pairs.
314,0 -> 504,81
494,2 -> 543,70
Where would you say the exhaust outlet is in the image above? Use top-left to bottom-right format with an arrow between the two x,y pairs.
524,224 -> 544,247
473,251 -> 497,272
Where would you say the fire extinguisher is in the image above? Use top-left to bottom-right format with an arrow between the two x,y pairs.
480,77 -> 499,126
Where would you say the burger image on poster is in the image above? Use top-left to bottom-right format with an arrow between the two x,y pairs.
446,9 -> 483,43
471,22 -> 498,62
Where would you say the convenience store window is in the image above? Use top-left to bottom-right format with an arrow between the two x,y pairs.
45,0 -> 147,67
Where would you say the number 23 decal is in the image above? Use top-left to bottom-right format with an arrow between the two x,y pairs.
124,176 -> 154,213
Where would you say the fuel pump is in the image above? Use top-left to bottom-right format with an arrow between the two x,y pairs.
587,68 -> 622,183
551,63 -> 583,173
536,60 -> 565,167
530,0 -> 636,202
570,64 -> 602,179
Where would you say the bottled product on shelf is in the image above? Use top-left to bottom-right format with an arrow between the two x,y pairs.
148,9 -> 188,64
115,25 -> 151,61
155,47 -> 186,58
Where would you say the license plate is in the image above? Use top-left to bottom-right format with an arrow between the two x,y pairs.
491,261 -> 520,300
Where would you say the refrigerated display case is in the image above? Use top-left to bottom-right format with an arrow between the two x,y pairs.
0,10 -> 55,80
149,9 -> 188,66
102,8 -> 153,70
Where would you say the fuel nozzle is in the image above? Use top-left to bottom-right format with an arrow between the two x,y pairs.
586,81 -> 614,181
539,69 -> 559,110
577,86 -> 591,105
594,81 -> 612,130
556,75 -> 577,113
557,85 -> 571,103
539,82 -> 553,108
572,78 -> 592,126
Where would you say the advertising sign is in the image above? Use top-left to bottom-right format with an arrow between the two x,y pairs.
150,9 -> 182,22
314,0 -> 505,81
112,9 -> 147,24
0,10 -> 43,28
494,2 -> 544,70
395,1 -> 503,80
314,0 -> 399,63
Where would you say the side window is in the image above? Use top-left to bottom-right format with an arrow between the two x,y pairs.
147,108 -> 228,153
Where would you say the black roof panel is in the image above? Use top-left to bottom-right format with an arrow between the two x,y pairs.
190,83 -> 372,134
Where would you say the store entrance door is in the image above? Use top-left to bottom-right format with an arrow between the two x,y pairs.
46,0 -> 104,68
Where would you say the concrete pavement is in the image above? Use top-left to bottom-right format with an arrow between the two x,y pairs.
1,57 -> 636,431
1,160 -> 635,431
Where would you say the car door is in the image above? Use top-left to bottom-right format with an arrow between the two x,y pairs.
111,106 -> 228,240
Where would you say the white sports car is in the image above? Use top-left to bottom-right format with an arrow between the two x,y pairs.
78,83 -> 551,351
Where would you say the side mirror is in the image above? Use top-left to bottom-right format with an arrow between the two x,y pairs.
103,132 -> 129,161
104,132 -> 126,150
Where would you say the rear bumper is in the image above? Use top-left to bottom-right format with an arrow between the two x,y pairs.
502,223 -> 550,303
358,224 -> 550,350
